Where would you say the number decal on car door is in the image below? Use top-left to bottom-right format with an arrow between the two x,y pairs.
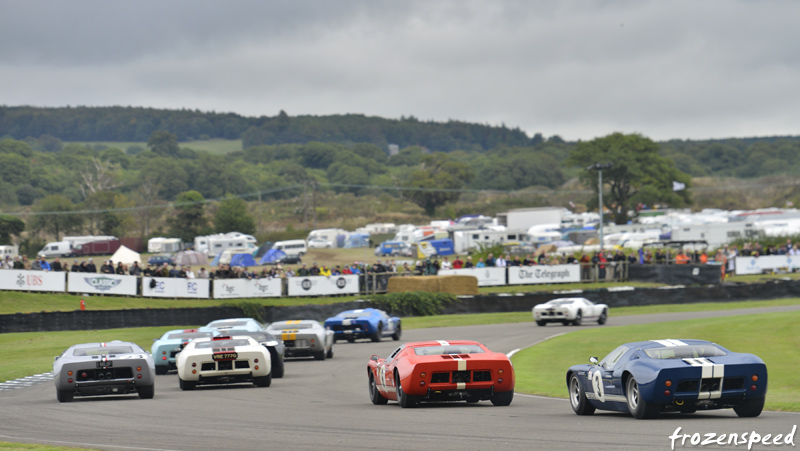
591,370 -> 605,402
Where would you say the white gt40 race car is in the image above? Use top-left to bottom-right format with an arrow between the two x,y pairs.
532,297 -> 608,326
176,335 -> 272,390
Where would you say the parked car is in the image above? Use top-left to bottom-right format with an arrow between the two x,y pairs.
308,238 -> 333,249
53,340 -> 155,402
367,340 -> 515,407
566,339 -> 768,419
532,297 -> 608,326
265,320 -> 333,361
147,253 -> 176,267
324,308 -> 401,343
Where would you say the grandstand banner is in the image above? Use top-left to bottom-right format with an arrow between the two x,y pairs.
287,275 -> 359,296
437,268 -> 506,286
212,278 -> 282,299
68,272 -> 138,295
143,277 -> 210,298
735,255 -> 800,275
507,264 -> 581,285
0,270 -> 66,292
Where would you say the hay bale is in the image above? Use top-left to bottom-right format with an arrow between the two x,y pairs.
387,276 -> 440,293
387,275 -> 478,295
437,275 -> 479,295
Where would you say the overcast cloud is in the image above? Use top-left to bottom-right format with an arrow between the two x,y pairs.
1,0 -> 798,141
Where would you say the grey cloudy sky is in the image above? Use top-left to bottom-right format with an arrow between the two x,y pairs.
1,0 -> 799,141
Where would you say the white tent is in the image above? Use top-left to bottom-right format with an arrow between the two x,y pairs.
110,245 -> 141,266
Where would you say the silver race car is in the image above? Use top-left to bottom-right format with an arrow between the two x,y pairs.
53,340 -> 156,402
265,320 -> 334,361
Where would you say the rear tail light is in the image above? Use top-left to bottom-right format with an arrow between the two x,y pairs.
137,366 -> 142,371
420,372 -> 426,378
137,374 -> 142,379
420,381 -> 425,386
664,389 -> 671,396
192,362 -> 197,367
750,385 -> 757,391
498,378 -> 504,384
254,358 -> 259,363
255,365 -> 259,370
68,371 -> 73,376
67,378 -> 73,384
162,356 -> 167,360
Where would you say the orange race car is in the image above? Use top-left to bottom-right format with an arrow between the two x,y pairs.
367,340 -> 515,408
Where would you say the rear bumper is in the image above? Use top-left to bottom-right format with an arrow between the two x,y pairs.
74,379 -> 139,396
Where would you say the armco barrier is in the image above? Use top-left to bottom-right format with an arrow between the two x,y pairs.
2,279 -> 800,334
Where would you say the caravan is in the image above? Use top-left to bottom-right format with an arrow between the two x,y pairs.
306,228 -> 348,248
194,232 -> 257,257
147,237 -> 183,253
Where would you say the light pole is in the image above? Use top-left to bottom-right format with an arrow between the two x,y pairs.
587,163 -> 613,251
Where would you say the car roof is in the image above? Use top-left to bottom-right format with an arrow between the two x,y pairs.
68,340 -> 137,350
338,308 -> 379,315
269,320 -> 318,326
624,339 -> 713,349
545,297 -> 587,303
402,340 -> 483,348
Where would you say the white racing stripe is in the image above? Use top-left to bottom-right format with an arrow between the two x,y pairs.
650,339 -> 688,347
436,340 -> 450,346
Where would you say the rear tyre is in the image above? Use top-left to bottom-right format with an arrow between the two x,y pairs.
598,309 -> 608,325
136,384 -> 155,399
371,323 -> 383,342
155,365 -> 168,375
536,320 -> 546,327
396,374 -> 419,408
490,390 -> 514,406
626,376 -> 659,419
569,374 -> 595,415
270,352 -> 285,378
56,389 -> 74,402
733,397 -> 765,417
326,346 -> 334,359
314,350 -> 326,361
179,378 -> 197,391
391,325 -> 402,341
253,373 -> 272,387
572,310 -> 583,326
346,336 -> 355,343
369,372 -> 388,405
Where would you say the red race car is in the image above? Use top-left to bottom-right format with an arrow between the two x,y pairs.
367,340 -> 515,407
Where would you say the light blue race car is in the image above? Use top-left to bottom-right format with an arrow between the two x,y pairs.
151,328 -> 218,375
324,308 -> 401,343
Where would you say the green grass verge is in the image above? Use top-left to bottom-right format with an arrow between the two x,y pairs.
512,310 -> 800,411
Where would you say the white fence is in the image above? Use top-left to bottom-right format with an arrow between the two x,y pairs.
0,270 -> 66,292
67,273 -> 138,296
143,277 -> 211,298
734,255 -> 800,275
437,268 -> 507,286
286,275 -> 360,296
212,278 -> 283,299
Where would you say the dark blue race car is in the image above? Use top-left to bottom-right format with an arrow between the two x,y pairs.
567,339 -> 767,419
324,308 -> 401,343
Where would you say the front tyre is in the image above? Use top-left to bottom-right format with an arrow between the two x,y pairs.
572,310 -> 582,326
598,309 -> 608,325
569,374 -> 595,415
490,390 -> 514,406
270,352 -> 285,378
536,320 -> 546,327
56,389 -> 74,402
137,384 -> 155,399
626,376 -> 659,419
391,325 -> 402,341
369,372 -> 388,405
733,397 -> 765,417
371,323 -> 383,342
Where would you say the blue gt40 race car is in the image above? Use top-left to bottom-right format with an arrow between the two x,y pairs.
324,308 -> 401,343
567,339 -> 767,419
151,328 -> 218,375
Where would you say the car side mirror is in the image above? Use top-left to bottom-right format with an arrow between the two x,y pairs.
54,356 -> 59,361
589,356 -> 598,365
152,338 -> 157,343
370,355 -> 379,362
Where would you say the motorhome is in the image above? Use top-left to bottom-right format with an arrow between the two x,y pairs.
0,245 -> 19,259
450,229 -> 530,254
194,232 -> 257,256
38,236 -> 118,258
273,239 -> 307,257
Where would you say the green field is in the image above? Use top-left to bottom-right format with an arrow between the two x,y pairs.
0,443 -> 93,451
512,310 -> 800,411
73,139 -> 242,154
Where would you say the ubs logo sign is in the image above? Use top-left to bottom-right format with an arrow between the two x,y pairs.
335,277 -> 347,289
16,273 -> 43,287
